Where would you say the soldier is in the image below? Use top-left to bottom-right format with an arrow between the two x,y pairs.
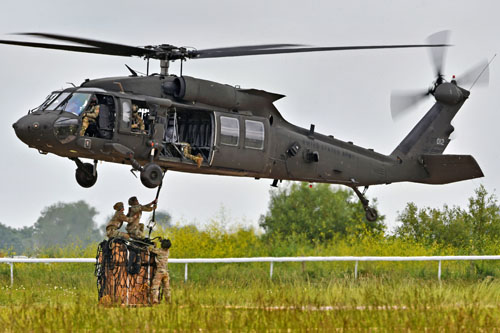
80,96 -> 100,136
149,238 -> 171,304
182,143 -> 203,168
105,202 -> 137,240
126,196 -> 157,239
131,104 -> 145,132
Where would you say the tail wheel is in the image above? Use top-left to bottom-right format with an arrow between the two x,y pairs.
75,163 -> 97,188
140,163 -> 163,188
365,207 -> 378,222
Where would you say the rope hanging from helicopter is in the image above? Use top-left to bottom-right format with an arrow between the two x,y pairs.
147,174 -> 165,238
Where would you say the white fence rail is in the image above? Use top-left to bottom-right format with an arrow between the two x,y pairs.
2,256 -> 500,286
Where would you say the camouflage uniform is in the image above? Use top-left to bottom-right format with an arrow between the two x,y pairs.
131,105 -> 145,131
80,104 -> 100,136
126,199 -> 156,239
105,202 -> 134,240
150,244 -> 171,303
182,143 -> 203,168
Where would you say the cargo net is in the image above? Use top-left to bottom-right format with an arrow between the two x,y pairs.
95,238 -> 158,306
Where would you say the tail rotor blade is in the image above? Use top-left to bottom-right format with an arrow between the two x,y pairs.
456,59 -> 490,89
426,30 -> 451,77
390,90 -> 430,120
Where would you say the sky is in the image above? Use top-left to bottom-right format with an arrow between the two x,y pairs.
0,0 -> 499,231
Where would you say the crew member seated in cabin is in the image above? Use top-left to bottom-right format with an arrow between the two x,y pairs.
131,104 -> 145,132
181,143 -> 203,168
80,96 -> 100,136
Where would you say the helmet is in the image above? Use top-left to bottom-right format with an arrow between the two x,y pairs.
113,202 -> 124,211
161,239 -> 172,249
128,196 -> 138,206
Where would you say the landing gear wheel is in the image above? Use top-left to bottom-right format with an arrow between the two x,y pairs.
351,185 -> 378,222
75,163 -> 97,188
140,163 -> 163,188
365,207 -> 378,222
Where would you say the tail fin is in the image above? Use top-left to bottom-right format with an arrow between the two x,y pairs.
391,84 -> 469,157
416,154 -> 483,184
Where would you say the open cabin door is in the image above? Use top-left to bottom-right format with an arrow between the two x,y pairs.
156,107 -> 215,166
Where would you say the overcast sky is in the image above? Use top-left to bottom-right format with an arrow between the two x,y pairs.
0,0 -> 499,231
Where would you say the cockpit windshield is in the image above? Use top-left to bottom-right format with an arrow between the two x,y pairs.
32,92 -> 61,112
55,93 -> 92,115
44,92 -> 71,111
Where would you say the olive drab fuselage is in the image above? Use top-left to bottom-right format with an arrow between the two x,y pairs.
12,74 -> 482,189
11,75 -> 388,186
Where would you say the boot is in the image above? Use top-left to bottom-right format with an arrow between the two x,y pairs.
196,154 -> 203,168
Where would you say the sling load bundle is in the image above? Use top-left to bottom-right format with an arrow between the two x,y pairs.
95,238 -> 158,306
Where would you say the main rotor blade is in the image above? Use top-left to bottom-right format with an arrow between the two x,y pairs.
194,43 -> 450,59
390,90 -> 430,120
426,30 -> 450,77
198,44 -> 304,53
0,39 -> 139,57
13,32 -> 154,57
456,59 -> 490,89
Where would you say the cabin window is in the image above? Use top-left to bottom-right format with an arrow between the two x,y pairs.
220,116 -> 239,146
245,120 -> 264,150
122,100 -> 132,125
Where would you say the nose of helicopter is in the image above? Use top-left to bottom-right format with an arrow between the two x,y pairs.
12,114 -> 50,147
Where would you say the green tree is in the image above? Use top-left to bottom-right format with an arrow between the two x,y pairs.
259,182 -> 385,242
0,222 -> 34,254
150,210 -> 172,229
395,185 -> 500,253
32,201 -> 102,248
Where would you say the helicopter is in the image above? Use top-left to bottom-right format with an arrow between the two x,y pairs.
1,31 -> 487,221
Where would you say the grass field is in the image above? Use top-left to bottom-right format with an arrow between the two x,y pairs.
1,261 -> 500,331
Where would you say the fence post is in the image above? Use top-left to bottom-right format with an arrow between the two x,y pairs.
438,260 -> 442,280
9,263 -> 13,287
355,261 -> 358,279
184,263 -> 188,282
270,262 -> 274,279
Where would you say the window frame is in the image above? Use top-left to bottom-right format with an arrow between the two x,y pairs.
219,116 -> 240,147
244,119 -> 265,150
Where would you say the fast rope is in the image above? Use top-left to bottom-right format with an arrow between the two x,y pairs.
147,178 -> 164,238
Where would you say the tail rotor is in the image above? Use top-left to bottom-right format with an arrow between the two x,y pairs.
390,31 -> 491,120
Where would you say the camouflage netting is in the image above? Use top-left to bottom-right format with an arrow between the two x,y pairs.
95,238 -> 158,306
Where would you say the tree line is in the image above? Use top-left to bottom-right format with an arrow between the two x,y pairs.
1,183 -> 499,255
0,201 -> 171,254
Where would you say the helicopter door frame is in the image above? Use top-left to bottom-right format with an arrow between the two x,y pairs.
118,98 -> 151,135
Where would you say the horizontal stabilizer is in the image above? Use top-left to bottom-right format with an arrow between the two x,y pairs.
418,154 -> 483,184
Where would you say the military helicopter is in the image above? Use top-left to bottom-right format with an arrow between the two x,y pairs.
2,31 -> 487,221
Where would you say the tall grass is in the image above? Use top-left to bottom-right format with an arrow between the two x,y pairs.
1,275 -> 500,330
1,224 -> 499,330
